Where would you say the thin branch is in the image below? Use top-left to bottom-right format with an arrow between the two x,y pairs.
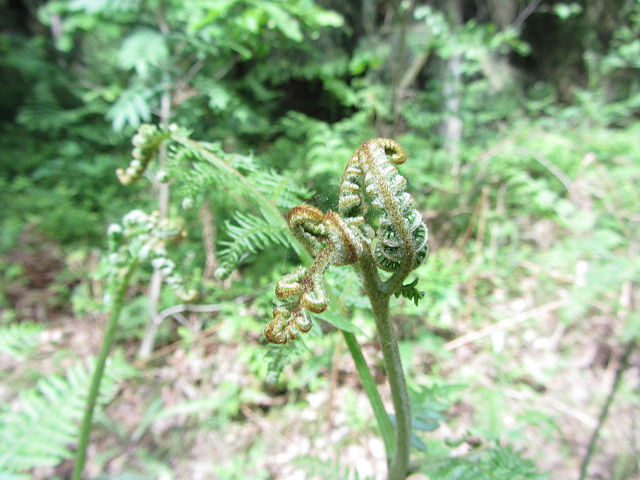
135,296 -> 252,367
578,339 -> 637,480
170,312 -> 190,328
511,0 -> 542,29
139,91 -> 172,359
463,186 -> 490,322
444,299 -> 569,351
580,246 -> 637,480
504,389 -> 597,428
157,303 -> 224,322
514,147 -> 572,190
134,321 -> 224,368
181,58 -> 205,87
200,198 -> 218,280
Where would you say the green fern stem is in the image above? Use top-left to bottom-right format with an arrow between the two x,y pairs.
342,331 -> 396,462
73,259 -> 139,480
355,238 -> 411,478
370,294 -> 411,479
175,135 -> 313,266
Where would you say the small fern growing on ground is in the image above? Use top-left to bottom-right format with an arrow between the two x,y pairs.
0,321 -> 43,361
69,123 -> 314,478
419,444 -> 546,480
0,352 -> 135,478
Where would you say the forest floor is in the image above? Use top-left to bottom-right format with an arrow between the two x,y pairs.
2,241 -> 639,479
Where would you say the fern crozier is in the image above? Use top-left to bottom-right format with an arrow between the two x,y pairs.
266,138 -> 428,344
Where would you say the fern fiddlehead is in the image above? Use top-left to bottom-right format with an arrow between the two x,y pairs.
267,138 -> 428,344
264,205 -> 362,344
339,138 -> 428,275
116,124 -> 172,185
268,138 -> 427,480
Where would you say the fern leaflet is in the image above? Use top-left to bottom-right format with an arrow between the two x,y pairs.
252,168 -> 312,210
0,352 -> 136,474
216,211 -> 291,279
0,322 -> 44,361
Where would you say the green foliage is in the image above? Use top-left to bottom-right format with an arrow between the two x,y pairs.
621,311 -> 640,342
421,444 -> 547,480
408,383 -> 465,452
0,322 -> 43,361
522,122 -> 640,333
128,126 -> 313,280
39,0 -> 344,133
0,30 -> 132,248
292,455 -> 371,480
107,85 -> 156,132
409,385 -> 545,479
266,111 -> 374,188
0,352 -> 136,476
117,29 -> 169,78
216,211 -> 291,279
406,249 -> 464,328
316,310 -> 364,336
394,278 -> 425,307
264,343 -> 296,385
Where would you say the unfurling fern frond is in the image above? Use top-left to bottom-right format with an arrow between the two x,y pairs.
265,139 -> 430,480
267,138 -> 428,344
253,169 -> 313,210
339,138 -> 428,273
116,124 -> 171,185
0,353 -> 136,475
264,205 -> 362,344
216,211 -> 291,279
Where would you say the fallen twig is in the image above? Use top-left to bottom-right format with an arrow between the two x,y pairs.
444,299 -> 569,351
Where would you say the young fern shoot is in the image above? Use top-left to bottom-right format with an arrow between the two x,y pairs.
266,138 -> 428,344
266,138 -> 428,480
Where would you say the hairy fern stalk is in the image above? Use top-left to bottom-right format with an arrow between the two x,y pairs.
267,138 -> 428,480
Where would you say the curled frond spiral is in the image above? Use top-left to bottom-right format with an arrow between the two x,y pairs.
264,205 -> 361,344
108,210 -> 197,303
338,138 -> 428,272
267,138 -> 428,344
116,124 -> 171,185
